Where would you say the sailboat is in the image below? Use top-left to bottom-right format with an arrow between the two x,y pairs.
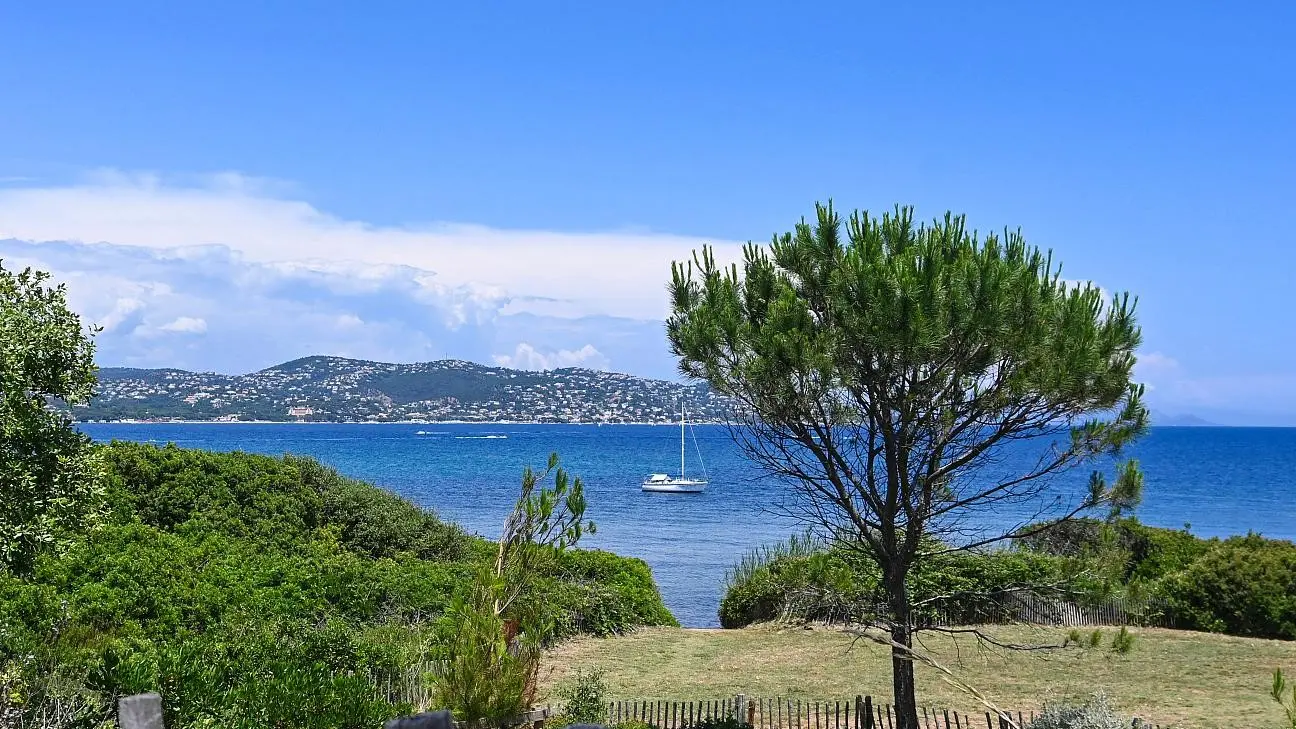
642,403 -> 708,493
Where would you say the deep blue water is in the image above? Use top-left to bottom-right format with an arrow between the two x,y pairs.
79,423 -> 1296,627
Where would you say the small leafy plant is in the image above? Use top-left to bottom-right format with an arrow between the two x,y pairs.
555,668 -> 609,726
1110,626 -> 1136,655
1273,668 -> 1296,729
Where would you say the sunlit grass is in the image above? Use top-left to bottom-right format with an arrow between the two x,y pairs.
543,625 -> 1296,729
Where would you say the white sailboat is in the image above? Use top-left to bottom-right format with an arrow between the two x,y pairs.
642,403 -> 708,493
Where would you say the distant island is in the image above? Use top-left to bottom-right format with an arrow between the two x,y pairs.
76,356 -> 735,424
1150,411 -> 1219,427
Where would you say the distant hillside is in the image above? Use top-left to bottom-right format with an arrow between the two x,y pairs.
79,356 -> 734,423
1150,411 -> 1219,427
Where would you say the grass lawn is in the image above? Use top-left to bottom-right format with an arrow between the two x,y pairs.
542,625 -> 1296,729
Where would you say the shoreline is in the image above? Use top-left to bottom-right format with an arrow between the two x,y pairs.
77,419 -> 733,426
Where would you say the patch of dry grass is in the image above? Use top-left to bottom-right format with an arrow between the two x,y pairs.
541,625 -> 1296,729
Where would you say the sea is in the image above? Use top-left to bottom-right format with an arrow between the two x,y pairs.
79,423 -> 1296,628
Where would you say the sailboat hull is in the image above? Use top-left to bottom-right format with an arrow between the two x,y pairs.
641,478 -> 707,493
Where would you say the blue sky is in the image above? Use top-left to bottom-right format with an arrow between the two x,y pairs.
1,2 -> 1294,424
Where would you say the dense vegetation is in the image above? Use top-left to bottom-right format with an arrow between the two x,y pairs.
0,442 -> 676,728
721,518 -> 1296,641
1,263 -> 102,575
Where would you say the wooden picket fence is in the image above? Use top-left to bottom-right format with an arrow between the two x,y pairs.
910,594 -> 1173,630
603,695 -> 1164,729
115,692 -> 1164,729
781,589 -> 1173,632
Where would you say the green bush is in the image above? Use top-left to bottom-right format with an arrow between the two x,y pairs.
719,531 -> 877,629
1015,517 -> 1212,584
725,516 -> 1296,639
1158,534 -> 1296,639
1121,521 -> 1212,583
101,442 -> 323,549
0,443 -> 676,729
298,455 -> 471,562
553,669 -> 609,725
718,537 -> 1077,629
543,549 -> 679,637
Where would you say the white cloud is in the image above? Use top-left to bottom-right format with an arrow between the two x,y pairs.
97,297 -> 146,333
157,316 -> 208,334
0,171 -> 742,321
1136,351 -> 1178,373
0,235 -> 679,377
493,343 -> 611,371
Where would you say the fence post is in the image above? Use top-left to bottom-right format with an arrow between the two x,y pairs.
735,695 -> 747,724
119,693 -> 164,729
384,709 -> 454,729
862,697 -> 873,729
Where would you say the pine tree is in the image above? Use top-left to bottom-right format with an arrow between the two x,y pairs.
666,204 -> 1146,729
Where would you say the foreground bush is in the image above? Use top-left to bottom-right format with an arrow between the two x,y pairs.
0,443 -> 676,729
1024,694 -> 1141,729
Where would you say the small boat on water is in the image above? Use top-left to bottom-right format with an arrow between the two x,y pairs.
642,403 -> 708,494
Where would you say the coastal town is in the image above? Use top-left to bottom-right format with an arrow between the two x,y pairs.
79,356 -> 735,424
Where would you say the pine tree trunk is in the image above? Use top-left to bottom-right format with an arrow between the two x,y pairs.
890,625 -> 919,729
888,571 -> 920,729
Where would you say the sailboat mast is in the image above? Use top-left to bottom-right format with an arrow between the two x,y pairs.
680,402 -> 686,478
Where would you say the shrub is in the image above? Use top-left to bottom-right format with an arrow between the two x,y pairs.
539,549 -> 679,637
1110,626 -> 1135,655
1015,517 -> 1212,584
719,547 -> 870,628
1024,694 -> 1139,729
719,536 -> 1078,629
554,669 -> 609,725
297,455 -> 471,562
1121,521 -> 1212,583
0,444 -> 677,729
1158,534 -> 1296,639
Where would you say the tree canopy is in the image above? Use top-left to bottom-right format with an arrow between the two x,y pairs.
667,204 -> 1147,729
0,261 -> 102,573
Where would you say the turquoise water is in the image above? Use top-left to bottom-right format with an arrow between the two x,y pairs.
80,423 -> 1296,627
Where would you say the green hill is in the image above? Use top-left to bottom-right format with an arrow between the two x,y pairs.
85,356 -> 732,423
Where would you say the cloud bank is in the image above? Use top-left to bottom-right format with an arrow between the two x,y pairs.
0,172 -> 740,378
